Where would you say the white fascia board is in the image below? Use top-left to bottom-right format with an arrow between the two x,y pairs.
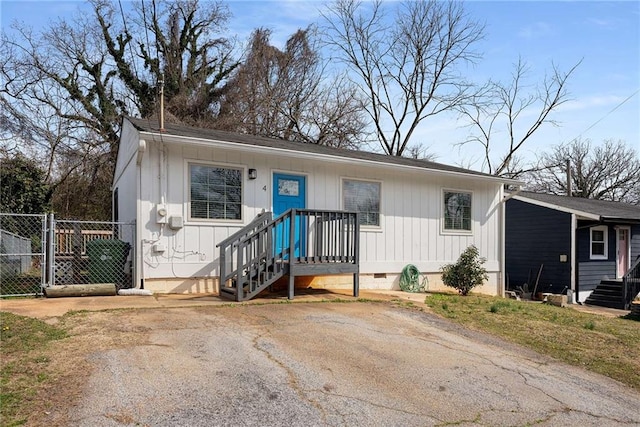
512,195 -> 600,221
140,131 -> 521,186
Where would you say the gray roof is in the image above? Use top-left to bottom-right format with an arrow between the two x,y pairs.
514,191 -> 640,222
126,117 -> 514,182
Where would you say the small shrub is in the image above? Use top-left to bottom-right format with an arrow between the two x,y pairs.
440,245 -> 488,296
584,321 -> 596,330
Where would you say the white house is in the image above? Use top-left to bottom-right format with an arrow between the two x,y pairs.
113,117 -> 519,297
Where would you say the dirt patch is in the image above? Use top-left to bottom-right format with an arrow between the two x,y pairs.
15,310 -> 154,427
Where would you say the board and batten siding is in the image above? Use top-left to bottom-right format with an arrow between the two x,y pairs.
112,120 -> 141,225
505,199 -> 571,294
631,224 -> 640,262
134,134 -> 503,292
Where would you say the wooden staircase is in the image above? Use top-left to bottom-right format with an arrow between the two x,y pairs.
585,257 -> 640,310
584,280 -> 625,309
217,209 -> 359,302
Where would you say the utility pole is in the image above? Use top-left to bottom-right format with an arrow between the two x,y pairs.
158,74 -> 165,132
566,158 -> 572,197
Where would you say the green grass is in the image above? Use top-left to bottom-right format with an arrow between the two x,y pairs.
424,293 -> 640,389
1,312 -> 68,426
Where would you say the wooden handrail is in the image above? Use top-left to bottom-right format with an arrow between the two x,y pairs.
623,255 -> 640,310
218,209 -> 360,302
216,211 -> 272,248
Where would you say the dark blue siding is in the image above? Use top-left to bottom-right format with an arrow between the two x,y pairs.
631,224 -> 640,263
577,223 -> 639,286
577,222 -> 616,263
506,200 -> 571,294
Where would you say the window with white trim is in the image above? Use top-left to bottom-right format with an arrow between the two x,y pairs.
343,179 -> 380,227
590,225 -> 608,259
189,164 -> 242,220
443,190 -> 472,232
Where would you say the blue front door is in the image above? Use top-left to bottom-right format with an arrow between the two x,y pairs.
273,173 -> 306,257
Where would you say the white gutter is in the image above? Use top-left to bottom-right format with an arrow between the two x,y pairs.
499,185 -> 524,296
570,213 -> 577,303
139,131 -> 521,186
502,184 -> 524,202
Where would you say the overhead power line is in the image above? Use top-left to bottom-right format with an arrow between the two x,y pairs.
570,88 -> 639,142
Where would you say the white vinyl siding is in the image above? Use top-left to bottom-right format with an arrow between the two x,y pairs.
133,136 -> 504,294
342,179 -> 381,227
590,225 -> 608,260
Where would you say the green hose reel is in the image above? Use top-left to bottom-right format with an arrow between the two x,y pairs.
399,264 -> 428,293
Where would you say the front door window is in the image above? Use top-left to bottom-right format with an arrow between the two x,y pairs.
617,228 -> 630,278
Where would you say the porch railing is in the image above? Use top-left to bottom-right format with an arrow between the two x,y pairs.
217,209 -> 359,301
623,256 -> 640,310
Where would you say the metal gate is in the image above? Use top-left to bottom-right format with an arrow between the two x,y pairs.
0,213 -> 135,297
53,220 -> 135,288
0,213 -> 47,297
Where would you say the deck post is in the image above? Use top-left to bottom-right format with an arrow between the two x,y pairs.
236,244 -> 243,302
288,209 -> 296,300
353,214 -> 360,297
353,272 -> 359,297
219,246 -> 226,296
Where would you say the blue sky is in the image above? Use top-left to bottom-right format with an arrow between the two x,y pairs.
1,1 -> 638,169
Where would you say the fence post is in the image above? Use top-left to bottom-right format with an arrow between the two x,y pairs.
72,223 -> 82,283
47,214 -> 55,287
353,213 -> 360,298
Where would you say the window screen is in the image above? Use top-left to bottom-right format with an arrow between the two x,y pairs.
190,165 -> 242,220
343,180 -> 380,226
444,191 -> 472,231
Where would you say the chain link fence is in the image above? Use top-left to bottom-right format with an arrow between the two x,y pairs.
1,214 -> 135,297
53,220 -> 135,289
0,213 -> 46,296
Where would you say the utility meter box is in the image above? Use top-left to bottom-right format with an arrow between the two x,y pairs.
169,215 -> 183,230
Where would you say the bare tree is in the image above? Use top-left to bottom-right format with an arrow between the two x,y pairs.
0,0 -> 237,218
217,27 -> 368,148
458,58 -> 581,178
322,0 -> 484,156
98,0 -> 237,123
526,139 -> 640,204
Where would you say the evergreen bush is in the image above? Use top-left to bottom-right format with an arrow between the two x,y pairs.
440,245 -> 488,296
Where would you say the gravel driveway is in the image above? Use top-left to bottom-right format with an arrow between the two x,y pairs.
65,302 -> 639,426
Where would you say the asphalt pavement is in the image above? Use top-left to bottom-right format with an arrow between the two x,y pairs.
2,291 -> 637,426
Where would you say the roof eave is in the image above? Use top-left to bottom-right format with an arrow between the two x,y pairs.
512,195 -> 601,220
138,130 -> 520,185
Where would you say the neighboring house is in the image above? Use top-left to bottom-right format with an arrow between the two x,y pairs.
113,117 -> 519,298
505,191 -> 640,308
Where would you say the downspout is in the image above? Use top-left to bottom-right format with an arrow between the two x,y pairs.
571,213 -> 577,303
500,184 -> 523,296
159,141 -> 167,210
137,139 -> 146,289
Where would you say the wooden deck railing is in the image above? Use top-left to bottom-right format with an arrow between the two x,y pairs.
623,256 -> 640,310
217,209 -> 359,301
